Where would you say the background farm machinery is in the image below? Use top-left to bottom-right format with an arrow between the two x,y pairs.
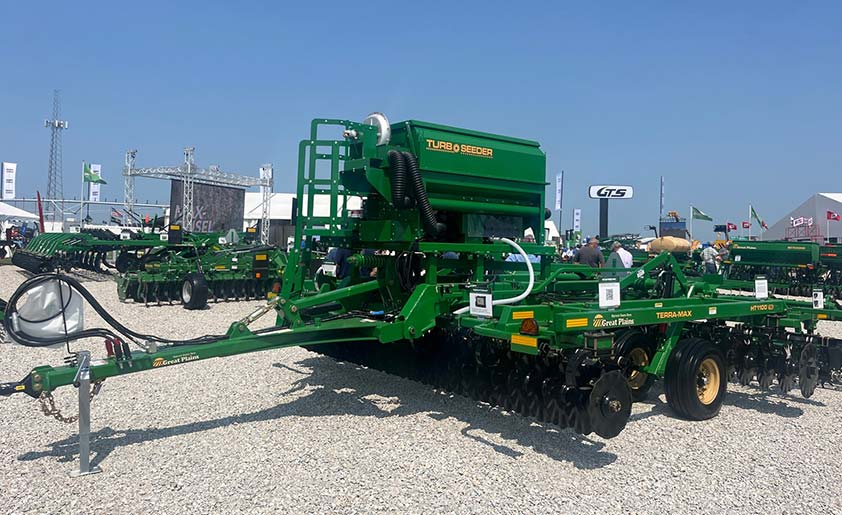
2,114 -> 842,476
12,227 -> 286,309
721,240 -> 842,297
116,239 -> 286,308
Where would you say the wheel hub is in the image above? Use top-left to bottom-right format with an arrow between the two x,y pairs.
696,358 -> 721,405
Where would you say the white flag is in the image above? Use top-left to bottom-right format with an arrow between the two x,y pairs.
89,164 -> 102,202
1,162 -> 16,200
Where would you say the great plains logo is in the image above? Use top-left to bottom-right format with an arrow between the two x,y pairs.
152,353 -> 200,368
425,139 -> 493,158
750,304 -> 776,312
592,313 -> 635,328
656,310 -> 693,320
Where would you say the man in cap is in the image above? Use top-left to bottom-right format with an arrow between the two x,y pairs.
613,241 -> 634,268
605,242 -> 633,277
574,237 -> 605,268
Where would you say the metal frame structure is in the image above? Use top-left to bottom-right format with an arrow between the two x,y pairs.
123,149 -> 272,242
785,224 -> 823,242
44,90 -> 68,222
259,164 -> 273,246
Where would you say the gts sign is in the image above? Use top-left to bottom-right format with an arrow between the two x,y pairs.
588,185 -> 634,199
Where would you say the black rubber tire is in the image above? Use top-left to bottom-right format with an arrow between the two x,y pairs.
614,330 -> 657,402
664,337 -> 727,421
115,252 -> 133,273
181,273 -> 209,310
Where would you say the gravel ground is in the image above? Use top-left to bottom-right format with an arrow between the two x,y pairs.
1,265 -> 841,515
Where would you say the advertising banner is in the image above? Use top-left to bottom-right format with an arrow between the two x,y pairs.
2,162 -> 16,200
89,164 -> 102,202
170,180 -> 245,233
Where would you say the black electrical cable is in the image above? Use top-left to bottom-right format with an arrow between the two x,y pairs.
3,274 -> 227,348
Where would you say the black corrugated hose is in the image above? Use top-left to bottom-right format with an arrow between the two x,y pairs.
402,152 -> 443,237
387,150 -> 409,209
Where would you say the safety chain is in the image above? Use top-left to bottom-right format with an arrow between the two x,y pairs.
37,381 -> 104,424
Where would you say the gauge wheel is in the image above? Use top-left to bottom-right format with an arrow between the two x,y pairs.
664,337 -> 727,420
614,330 -> 657,402
115,252 -> 133,273
181,273 -> 209,310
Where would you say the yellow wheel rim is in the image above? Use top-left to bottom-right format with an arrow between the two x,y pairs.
627,347 -> 649,389
697,358 -> 721,405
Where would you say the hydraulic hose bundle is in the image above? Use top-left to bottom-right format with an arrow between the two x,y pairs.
3,273 -> 226,349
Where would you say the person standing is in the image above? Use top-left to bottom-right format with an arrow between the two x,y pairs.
701,243 -> 719,274
574,238 -> 605,268
606,242 -> 633,277
615,242 -> 633,269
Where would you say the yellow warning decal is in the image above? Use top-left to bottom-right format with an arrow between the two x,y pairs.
818,313 -> 829,319
170,224 -> 180,231
15,385 -> 25,391
214,265 -> 227,270
512,311 -> 534,320
255,254 -> 268,261
566,317 -> 589,328
511,334 -> 537,347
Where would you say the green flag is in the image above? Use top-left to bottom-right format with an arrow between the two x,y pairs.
83,163 -> 107,184
691,206 -> 713,222
750,205 -> 768,230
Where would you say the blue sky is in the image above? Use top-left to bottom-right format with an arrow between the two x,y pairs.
1,1 -> 840,237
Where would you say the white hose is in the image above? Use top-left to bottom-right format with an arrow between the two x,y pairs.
454,237 -> 535,315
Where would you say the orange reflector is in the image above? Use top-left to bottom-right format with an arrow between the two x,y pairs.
519,318 -> 539,336
255,272 -> 262,279
818,313 -> 829,319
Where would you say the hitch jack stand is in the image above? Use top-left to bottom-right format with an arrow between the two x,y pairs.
69,351 -> 101,478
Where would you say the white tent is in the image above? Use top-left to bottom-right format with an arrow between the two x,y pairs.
0,202 -> 37,221
764,193 -> 842,241
243,192 -> 363,223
